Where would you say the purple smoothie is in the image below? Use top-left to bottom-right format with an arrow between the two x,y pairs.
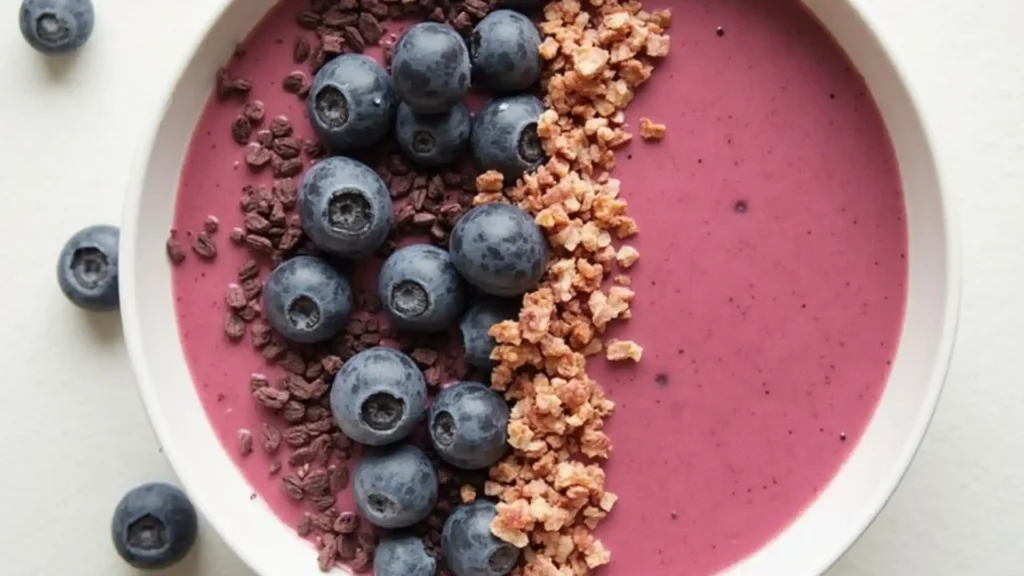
171,0 -> 907,574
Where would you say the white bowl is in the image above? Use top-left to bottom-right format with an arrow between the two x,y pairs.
121,0 -> 960,574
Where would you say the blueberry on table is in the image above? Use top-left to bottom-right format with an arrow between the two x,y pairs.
19,0 -> 94,55
443,500 -> 520,576
57,224 -> 119,312
391,22 -> 471,114
330,347 -> 428,446
374,533 -> 438,576
395,101 -> 472,167
471,94 -> 546,182
308,54 -> 395,152
449,203 -> 548,297
471,10 -> 543,94
298,156 -> 393,258
353,444 -> 438,529
460,297 -> 520,368
263,256 -> 352,344
429,381 -> 510,470
379,244 -> 466,333
111,483 -> 198,570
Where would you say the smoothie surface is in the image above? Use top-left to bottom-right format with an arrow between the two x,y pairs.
171,0 -> 908,573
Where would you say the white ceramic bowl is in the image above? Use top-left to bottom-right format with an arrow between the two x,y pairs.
121,0 -> 960,574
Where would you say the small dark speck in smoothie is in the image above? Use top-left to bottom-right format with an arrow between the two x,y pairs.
670,511 -> 678,519
654,373 -> 669,387
829,93 -> 836,99
839,432 -> 847,442
734,200 -> 748,213
716,26 -> 725,37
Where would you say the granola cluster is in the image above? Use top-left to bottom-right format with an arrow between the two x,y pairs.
474,0 -> 670,573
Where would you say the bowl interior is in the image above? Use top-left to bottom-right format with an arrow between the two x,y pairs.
120,0 -> 957,575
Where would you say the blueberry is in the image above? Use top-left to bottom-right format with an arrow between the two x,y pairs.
263,256 -> 352,344
57,224 -> 119,312
470,10 -> 542,93
379,244 -> 466,333
442,500 -> 520,576
374,533 -> 438,576
19,0 -> 94,55
111,483 -> 198,570
392,22 -> 471,114
460,298 -> 520,368
299,156 -> 393,258
331,347 -> 428,446
449,203 -> 548,297
395,101 -> 472,167
471,95 -> 546,182
308,54 -> 395,152
429,382 -> 509,470
353,444 -> 438,529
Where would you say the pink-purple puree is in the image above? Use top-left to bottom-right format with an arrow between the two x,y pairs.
171,0 -> 907,573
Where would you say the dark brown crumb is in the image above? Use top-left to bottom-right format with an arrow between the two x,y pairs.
243,100 -> 266,124
269,116 -> 294,138
166,236 -> 186,264
193,232 -> 217,260
237,428 -> 253,456
224,313 -> 246,341
293,37 -> 312,63
216,68 -> 253,100
261,422 -> 282,453
283,71 -> 312,97
231,115 -> 253,145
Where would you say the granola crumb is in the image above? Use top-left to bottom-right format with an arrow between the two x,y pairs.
476,170 -> 505,192
460,484 -> 478,503
606,339 -> 643,362
615,245 -> 640,268
639,117 -> 667,141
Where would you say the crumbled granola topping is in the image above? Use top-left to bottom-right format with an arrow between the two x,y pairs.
477,0 -> 670,572
605,339 -> 643,362
639,117 -> 667,141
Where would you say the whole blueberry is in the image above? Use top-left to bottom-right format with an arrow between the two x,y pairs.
299,156 -> 393,258
460,298 -> 520,368
263,256 -> 352,344
395,101 -> 472,167
353,444 -> 438,529
442,500 -> 520,576
374,533 -> 438,576
57,224 -> 119,312
19,0 -> 94,55
111,483 -> 198,570
392,22 -> 471,114
470,10 -> 542,93
379,244 -> 466,333
429,382 -> 510,470
471,95 -> 546,182
449,203 -> 548,297
331,347 -> 428,446
308,54 -> 395,152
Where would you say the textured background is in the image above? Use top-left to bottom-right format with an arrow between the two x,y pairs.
1,0 -> 1022,574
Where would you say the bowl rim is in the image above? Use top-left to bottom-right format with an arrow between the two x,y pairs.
119,1 -> 962,575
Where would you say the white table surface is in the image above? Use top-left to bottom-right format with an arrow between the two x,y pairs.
1,0 -> 1022,574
